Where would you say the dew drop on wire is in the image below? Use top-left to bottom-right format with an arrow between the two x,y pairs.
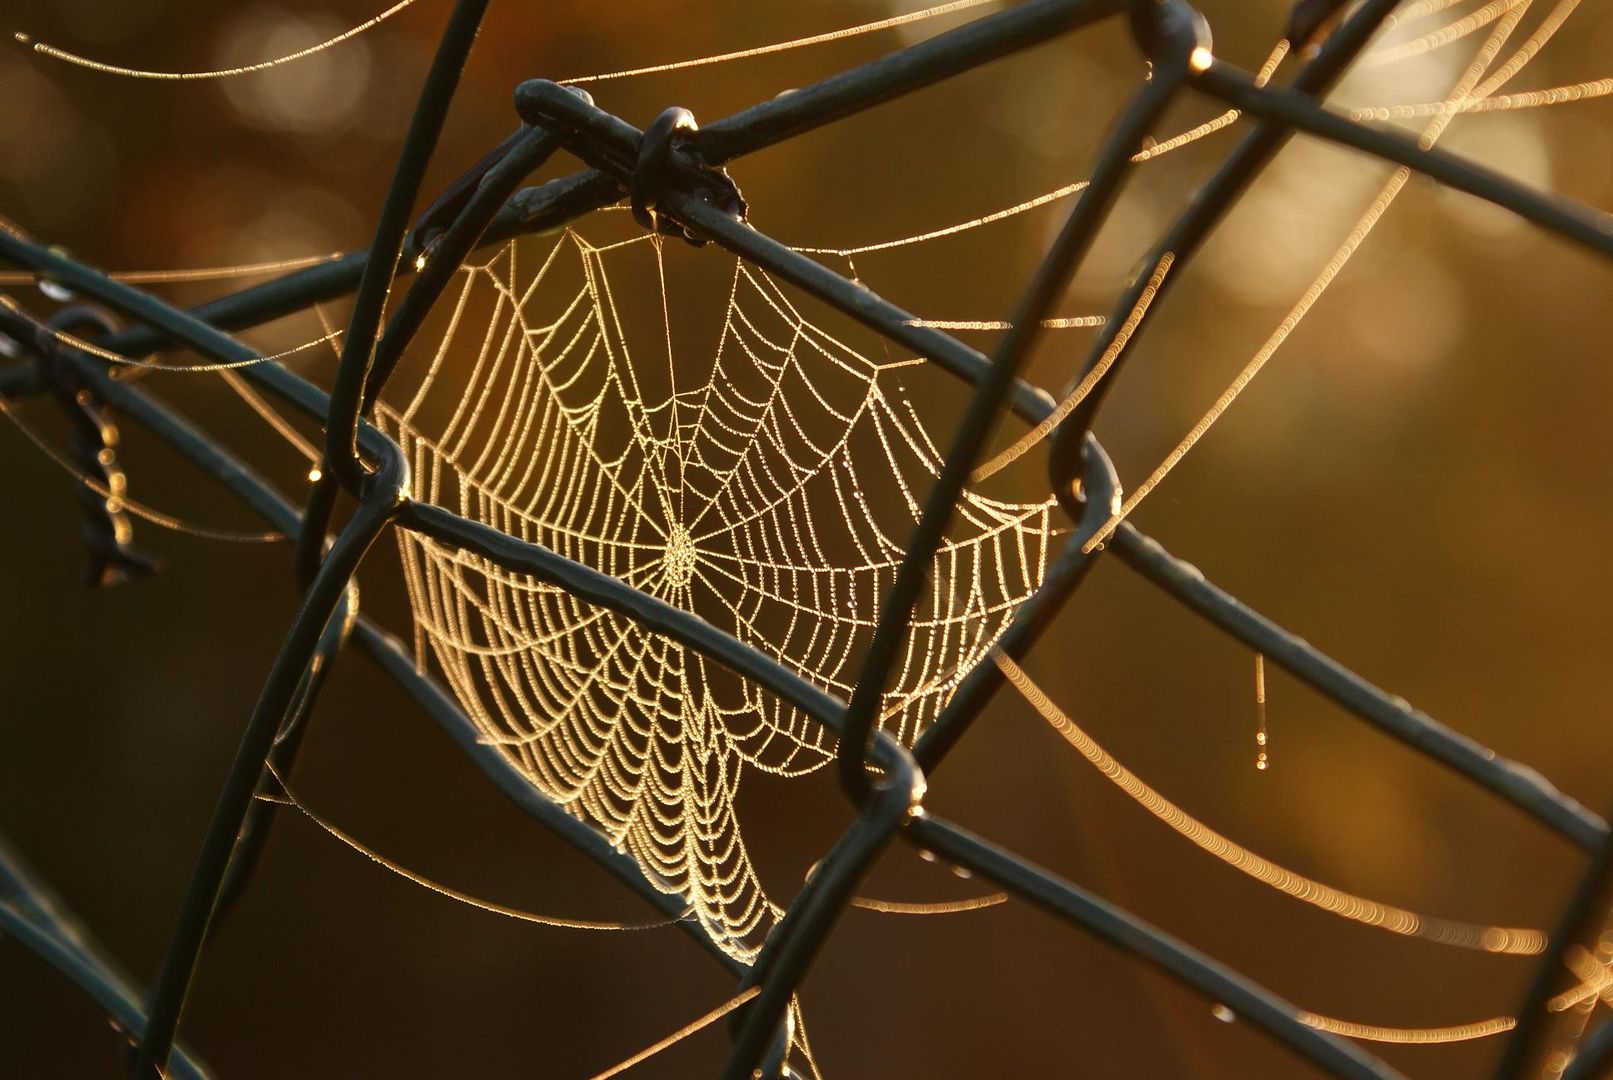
1254,653 -> 1269,773
36,275 -> 73,302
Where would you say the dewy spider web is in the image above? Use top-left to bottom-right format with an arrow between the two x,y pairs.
374,230 -> 1056,959
351,0 -> 1597,976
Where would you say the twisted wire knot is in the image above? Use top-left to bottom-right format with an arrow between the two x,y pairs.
2,301 -> 159,587
631,106 -> 747,246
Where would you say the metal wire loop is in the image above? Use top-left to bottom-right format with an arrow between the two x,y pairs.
632,106 -> 747,245
631,107 -> 699,233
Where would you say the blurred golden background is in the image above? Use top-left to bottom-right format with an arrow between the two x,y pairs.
3,0 -> 1613,1076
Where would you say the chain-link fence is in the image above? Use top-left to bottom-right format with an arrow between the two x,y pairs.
3,1 -> 1613,1076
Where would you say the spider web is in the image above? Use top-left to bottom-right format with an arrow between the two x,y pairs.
373,230 -> 1056,960
340,0 -> 1602,999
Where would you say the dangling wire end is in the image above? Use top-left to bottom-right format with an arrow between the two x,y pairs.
1128,0 -> 1214,79
1284,0 -> 1353,59
408,122 -> 536,258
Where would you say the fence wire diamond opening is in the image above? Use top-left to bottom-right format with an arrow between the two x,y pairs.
3,0 -> 1613,1076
